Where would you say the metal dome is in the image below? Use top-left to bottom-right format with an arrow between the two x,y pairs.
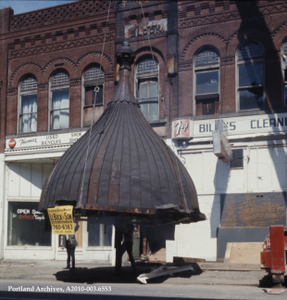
39,40 -> 205,224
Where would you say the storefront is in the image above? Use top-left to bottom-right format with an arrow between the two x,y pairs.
166,112 -> 287,261
3,131 -> 115,263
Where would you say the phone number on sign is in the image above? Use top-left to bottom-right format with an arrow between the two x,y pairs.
66,286 -> 111,292
52,224 -> 73,231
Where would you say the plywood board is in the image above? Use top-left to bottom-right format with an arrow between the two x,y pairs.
224,242 -> 263,264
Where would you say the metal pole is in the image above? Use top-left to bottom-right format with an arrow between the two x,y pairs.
115,220 -> 123,276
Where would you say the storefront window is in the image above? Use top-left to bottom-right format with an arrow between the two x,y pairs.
88,217 -> 112,247
7,202 -> 51,246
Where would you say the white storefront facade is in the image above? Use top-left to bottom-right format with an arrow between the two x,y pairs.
166,112 -> 287,262
2,130 -> 115,263
1,112 -> 287,263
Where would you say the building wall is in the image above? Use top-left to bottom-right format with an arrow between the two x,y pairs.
1,0 -> 287,262
0,154 -> 5,259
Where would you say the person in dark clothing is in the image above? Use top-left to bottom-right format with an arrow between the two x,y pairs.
121,222 -> 137,273
62,234 -> 78,270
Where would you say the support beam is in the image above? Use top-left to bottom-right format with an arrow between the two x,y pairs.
115,221 -> 123,276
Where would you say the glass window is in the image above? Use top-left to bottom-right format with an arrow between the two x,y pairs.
194,48 -> 220,116
230,149 -> 244,169
237,41 -> 264,110
50,71 -> 70,130
136,58 -> 159,122
19,76 -> 37,133
87,217 -> 112,247
7,202 -> 51,246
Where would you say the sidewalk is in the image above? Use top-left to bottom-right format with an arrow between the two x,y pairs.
0,259 -> 271,287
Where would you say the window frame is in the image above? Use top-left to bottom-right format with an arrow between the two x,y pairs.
87,217 -> 113,248
18,75 -> 38,134
135,57 -> 159,122
236,41 -> 265,112
49,70 -> 70,131
81,64 -> 105,128
7,200 -> 51,247
230,149 -> 244,170
193,47 -> 220,116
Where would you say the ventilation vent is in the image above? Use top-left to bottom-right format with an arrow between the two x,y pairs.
51,72 -> 70,87
196,49 -> 219,66
137,59 -> 158,74
21,76 -> 37,91
85,67 -> 104,81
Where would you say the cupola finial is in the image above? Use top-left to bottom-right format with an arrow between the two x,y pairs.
116,38 -> 136,70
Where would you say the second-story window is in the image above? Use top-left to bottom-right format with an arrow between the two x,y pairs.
84,65 -> 104,107
136,57 -> 159,122
82,64 -> 104,127
50,70 -> 70,130
194,47 -> 220,116
19,75 -> 37,133
237,41 -> 264,110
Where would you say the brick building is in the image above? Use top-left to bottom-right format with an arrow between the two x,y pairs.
0,0 -> 287,262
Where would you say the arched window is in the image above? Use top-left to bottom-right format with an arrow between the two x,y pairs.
136,57 -> 159,122
19,75 -> 37,133
50,70 -> 70,130
84,65 -> 104,107
82,64 -> 104,126
194,47 -> 220,116
237,41 -> 264,110
281,41 -> 287,107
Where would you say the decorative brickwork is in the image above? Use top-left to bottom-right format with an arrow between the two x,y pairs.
180,33 -> 226,63
9,34 -> 115,59
10,0 -> 114,31
77,51 -> 114,73
70,78 -> 81,86
2,0 -> 287,141
9,63 -> 42,88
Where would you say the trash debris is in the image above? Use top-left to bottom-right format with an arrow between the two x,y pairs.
263,288 -> 286,295
137,265 -> 196,284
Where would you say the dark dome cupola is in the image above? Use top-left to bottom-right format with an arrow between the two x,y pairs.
39,40 -> 205,224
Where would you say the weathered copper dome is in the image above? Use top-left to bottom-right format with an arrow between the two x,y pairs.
39,40 -> 205,224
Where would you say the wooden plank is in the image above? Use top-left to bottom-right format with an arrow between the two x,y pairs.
224,242 -> 263,264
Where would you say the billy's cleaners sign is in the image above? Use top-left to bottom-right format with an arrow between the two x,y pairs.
174,112 -> 287,139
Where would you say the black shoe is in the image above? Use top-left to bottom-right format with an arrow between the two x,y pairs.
63,266 -> 70,269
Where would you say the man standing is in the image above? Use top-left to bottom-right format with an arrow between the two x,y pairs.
62,234 -> 78,270
121,222 -> 137,273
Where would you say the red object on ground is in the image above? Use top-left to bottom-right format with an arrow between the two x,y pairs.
261,225 -> 287,284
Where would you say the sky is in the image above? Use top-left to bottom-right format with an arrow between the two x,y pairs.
0,0 -> 78,15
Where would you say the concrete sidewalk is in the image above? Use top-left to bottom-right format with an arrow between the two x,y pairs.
0,259 -> 273,287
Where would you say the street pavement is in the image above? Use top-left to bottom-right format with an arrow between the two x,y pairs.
0,260 -> 286,299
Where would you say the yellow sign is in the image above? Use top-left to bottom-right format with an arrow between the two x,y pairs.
47,206 -> 74,235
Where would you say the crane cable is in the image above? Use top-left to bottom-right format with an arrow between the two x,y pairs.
78,0 -> 112,208
139,1 -> 166,116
